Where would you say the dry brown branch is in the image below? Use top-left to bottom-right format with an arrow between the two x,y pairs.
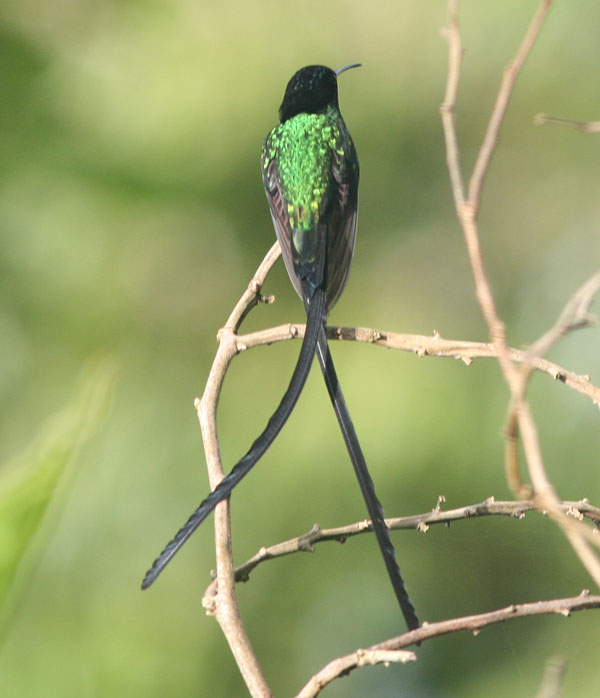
235,323 -> 600,408
295,592 -> 600,698
295,649 -> 416,698
442,0 -> 552,368
191,4 -> 600,695
504,270 -> 600,494
441,1 -> 504,363
199,498 -> 600,593
195,240 -> 599,695
440,0 -> 600,590
197,242 -> 280,698
535,113 -> 600,133
468,0 -> 553,211
524,271 -> 600,367
439,0 -> 465,206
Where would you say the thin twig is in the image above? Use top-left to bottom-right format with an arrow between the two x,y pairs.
441,0 -> 600,595
194,4 -> 600,694
441,0 -> 510,369
468,0 -> 553,210
197,243 -> 280,698
444,0 -> 552,372
296,649 -> 416,698
503,280 -> 600,585
200,497 -> 600,593
505,270 -> 600,494
296,591 -> 600,698
525,271 -> 600,367
535,113 -> 600,133
196,238 -> 599,692
233,323 -> 600,408
439,0 -> 466,207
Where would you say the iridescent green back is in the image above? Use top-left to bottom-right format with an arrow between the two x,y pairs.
261,105 -> 359,312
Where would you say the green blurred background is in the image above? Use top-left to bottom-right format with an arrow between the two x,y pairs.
1,0 -> 599,696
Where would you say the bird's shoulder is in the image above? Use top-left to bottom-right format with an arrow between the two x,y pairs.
262,112 -> 345,162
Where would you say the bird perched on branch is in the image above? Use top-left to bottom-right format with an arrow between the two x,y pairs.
142,64 -> 419,631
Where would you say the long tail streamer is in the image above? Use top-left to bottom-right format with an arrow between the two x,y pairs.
141,286 -> 327,590
315,326 -> 419,630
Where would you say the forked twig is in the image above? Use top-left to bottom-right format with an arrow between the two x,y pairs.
468,0 -> 553,211
197,243 -> 280,698
235,323 -> 600,408
440,0 -> 600,588
199,497 -> 600,593
505,271 -> 600,505
198,241 -> 599,693
296,592 -> 600,698
193,3 -> 600,694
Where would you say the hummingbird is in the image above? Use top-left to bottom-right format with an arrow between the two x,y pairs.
141,64 -> 419,631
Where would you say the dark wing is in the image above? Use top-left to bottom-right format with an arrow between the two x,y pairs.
324,141 -> 359,311
261,131 -> 358,313
261,150 -> 305,302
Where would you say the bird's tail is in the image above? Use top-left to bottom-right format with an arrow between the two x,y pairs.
141,284 -> 327,590
315,326 -> 420,630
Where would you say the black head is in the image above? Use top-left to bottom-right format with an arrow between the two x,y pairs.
278,63 -> 360,123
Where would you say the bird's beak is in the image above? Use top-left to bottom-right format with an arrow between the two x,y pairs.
335,63 -> 361,76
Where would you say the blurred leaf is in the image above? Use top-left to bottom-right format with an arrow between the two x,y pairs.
0,355 -> 118,629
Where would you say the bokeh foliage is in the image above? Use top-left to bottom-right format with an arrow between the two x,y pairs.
0,357 -> 116,634
0,1 -> 599,696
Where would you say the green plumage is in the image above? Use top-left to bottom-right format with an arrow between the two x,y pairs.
262,108 -> 345,234
142,63 -> 418,632
259,65 -> 419,630
261,94 -> 359,310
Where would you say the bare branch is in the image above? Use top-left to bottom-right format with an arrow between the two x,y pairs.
442,0 -> 553,370
505,270 -> 600,495
505,270 -> 600,493
196,244 -> 281,698
296,591 -> 600,698
468,0 -> 553,210
439,0 -> 466,207
377,590 -> 600,648
199,498 -> 600,593
195,239 -> 599,693
222,242 -> 281,333
504,275 -> 600,583
515,403 -> 600,586
296,649 -> 416,698
235,324 -> 600,408
192,5 -> 598,695
525,270 -> 600,364
440,0 -> 600,600
441,0 -> 511,368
